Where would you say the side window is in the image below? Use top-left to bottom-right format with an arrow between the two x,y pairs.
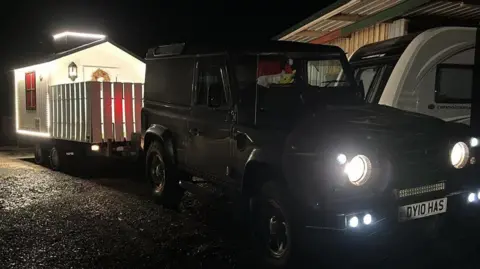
195,59 -> 228,107
354,67 -> 379,96
25,71 -> 36,110
435,64 -> 472,103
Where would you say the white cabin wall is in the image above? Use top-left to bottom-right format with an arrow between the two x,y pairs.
50,42 -> 145,85
14,62 -> 52,134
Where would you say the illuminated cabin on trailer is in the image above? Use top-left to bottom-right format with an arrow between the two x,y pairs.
13,31 -> 146,170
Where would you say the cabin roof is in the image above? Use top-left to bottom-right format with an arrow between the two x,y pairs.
13,38 -> 144,70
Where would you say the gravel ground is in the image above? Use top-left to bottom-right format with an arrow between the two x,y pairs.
0,151 -> 480,269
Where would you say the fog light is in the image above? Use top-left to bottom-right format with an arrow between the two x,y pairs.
337,154 -> 347,165
91,145 -> 100,151
471,138 -> 479,147
468,193 -> 476,203
348,216 -> 359,228
477,192 -> 480,200
363,214 -> 372,225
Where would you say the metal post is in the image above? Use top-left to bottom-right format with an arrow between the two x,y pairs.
471,27 -> 480,135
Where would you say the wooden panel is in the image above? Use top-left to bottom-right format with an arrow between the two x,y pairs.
113,83 -> 124,141
62,84 -> 67,139
124,83 -> 134,140
52,85 -> 57,138
102,82 -> 113,140
134,83 -> 143,133
89,82 -> 102,143
79,83 -> 85,142
74,83 -> 81,141
67,84 -> 72,140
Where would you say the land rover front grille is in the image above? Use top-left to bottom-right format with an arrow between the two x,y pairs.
397,182 -> 445,198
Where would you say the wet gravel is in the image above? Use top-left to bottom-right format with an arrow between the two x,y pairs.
1,151 -> 480,269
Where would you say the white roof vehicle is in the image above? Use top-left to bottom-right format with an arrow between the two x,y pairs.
350,27 -> 474,125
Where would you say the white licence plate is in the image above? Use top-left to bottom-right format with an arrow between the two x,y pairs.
398,197 -> 447,222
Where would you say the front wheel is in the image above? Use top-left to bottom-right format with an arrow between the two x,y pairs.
251,181 -> 301,269
145,141 -> 186,209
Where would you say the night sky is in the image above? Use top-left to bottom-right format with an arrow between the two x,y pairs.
0,0 -> 334,118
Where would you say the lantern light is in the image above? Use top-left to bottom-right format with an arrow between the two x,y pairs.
68,62 -> 78,81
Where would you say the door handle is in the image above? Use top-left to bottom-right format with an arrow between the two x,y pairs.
189,128 -> 200,136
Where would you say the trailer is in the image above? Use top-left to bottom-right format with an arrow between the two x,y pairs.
349,27 -> 474,125
14,32 -> 146,170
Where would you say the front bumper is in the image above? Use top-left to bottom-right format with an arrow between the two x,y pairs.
303,185 -> 480,243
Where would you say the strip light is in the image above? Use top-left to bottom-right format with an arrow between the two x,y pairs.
17,130 -> 50,137
53,31 -> 106,40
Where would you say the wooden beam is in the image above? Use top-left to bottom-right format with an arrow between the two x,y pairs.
329,13 -> 366,22
295,30 -> 326,38
447,0 -> 480,5
310,30 -> 341,44
309,0 -> 431,44
340,0 -> 431,36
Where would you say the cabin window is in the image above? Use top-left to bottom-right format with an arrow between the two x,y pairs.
25,72 -> 36,110
307,59 -> 349,87
435,64 -> 472,103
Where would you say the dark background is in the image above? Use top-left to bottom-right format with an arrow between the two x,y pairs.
0,0 -> 334,144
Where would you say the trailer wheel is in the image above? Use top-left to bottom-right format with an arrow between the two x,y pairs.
146,141 -> 185,209
34,145 -> 47,165
49,147 -> 63,171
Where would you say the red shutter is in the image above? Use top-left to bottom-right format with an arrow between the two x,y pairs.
25,72 -> 37,110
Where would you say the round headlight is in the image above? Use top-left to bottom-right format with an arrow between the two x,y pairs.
450,142 -> 469,169
344,155 -> 372,186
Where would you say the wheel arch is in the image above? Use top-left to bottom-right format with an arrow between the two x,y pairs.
241,148 -> 284,198
144,124 -> 176,164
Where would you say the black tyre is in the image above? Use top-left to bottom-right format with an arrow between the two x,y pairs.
49,146 -> 63,171
146,141 -> 186,209
34,145 -> 47,165
251,181 -> 301,269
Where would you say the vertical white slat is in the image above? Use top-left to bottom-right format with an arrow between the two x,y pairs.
75,83 -> 80,141
73,83 -> 77,141
68,84 -> 71,140
84,82 -> 90,143
56,85 -> 59,138
51,86 -> 55,137
60,84 -> 64,139
79,83 -> 83,142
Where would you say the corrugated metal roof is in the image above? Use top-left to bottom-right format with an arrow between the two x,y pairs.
405,1 -> 480,20
279,0 -> 480,43
279,0 -> 403,42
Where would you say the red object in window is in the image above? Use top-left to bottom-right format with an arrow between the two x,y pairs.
25,72 -> 36,110
284,64 -> 293,74
257,60 -> 282,77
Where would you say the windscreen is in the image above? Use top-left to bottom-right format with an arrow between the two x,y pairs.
234,54 -> 361,128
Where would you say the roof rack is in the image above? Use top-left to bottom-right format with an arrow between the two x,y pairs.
148,43 -> 185,58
